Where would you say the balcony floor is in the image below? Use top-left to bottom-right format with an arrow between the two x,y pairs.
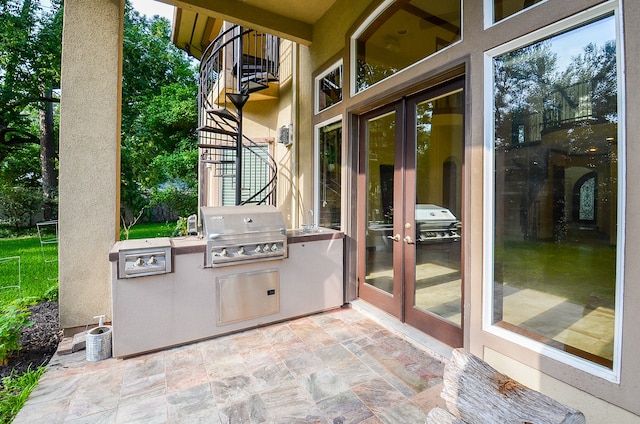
12,302 -> 449,423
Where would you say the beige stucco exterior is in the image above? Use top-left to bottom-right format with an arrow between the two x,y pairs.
59,0 -> 640,421
59,0 -> 123,330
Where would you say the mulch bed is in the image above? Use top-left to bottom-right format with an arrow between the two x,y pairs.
0,301 -> 62,383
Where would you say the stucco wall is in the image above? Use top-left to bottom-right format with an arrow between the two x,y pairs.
274,39 -> 296,227
304,0 -> 640,418
59,0 -> 123,331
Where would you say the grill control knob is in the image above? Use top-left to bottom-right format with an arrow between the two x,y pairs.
148,256 -> 157,265
134,257 -> 144,267
220,248 -> 228,257
255,245 -> 263,253
263,244 -> 271,252
238,246 -> 246,255
271,244 -> 279,252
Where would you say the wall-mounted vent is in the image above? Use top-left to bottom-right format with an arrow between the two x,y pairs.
277,124 -> 293,145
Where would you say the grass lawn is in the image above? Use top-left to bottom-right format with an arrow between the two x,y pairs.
0,222 -> 175,309
0,237 -> 57,308
120,221 -> 175,240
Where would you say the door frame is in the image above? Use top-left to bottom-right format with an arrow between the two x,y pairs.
356,77 -> 465,347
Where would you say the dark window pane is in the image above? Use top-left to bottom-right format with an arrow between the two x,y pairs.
356,1 -> 461,92
318,65 -> 343,112
318,121 -> 342,229
494,0 -> 544,23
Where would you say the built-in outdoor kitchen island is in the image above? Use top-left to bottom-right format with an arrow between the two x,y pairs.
109,206 -> 344,358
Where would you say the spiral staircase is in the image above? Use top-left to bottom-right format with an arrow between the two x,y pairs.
197,25 -> 279,206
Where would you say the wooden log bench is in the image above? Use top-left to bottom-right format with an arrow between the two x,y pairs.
427,348 -> 586,424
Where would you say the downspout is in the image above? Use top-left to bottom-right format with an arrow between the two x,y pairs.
291,43 -> 299,228
235,26 -> 244,206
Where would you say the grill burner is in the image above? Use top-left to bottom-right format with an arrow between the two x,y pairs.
415,204 -> 461,243
201,205 -> 287,267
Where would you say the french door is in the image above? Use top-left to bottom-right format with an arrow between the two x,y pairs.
358,79 -> 464,347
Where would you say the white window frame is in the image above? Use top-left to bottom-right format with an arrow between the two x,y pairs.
315,60 -> 343,115
482,1 -> 625,382
483,0 -> 548,29
314,115 -> 343,231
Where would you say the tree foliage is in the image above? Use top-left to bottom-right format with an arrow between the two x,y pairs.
0,0 -> 61,136
0,1 -> 199,228
120,6 -> 198,222
0,0 -> 62,223
0,0 -> 62,144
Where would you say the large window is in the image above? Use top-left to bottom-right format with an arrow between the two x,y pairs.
315,119 -> 342,230
352,0 -> 461,93
487,12 -> 621,374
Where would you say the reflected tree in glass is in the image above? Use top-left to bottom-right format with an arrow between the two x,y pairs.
492,16 -> 618,368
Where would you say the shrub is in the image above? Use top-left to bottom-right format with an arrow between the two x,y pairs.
172,216 -> 188,237
0,186 -> 42,230
150,183 -> 197,219
0,303 -> 33,365
41,285 -> 58,302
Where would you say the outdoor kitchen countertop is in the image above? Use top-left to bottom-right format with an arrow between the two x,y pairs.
109,228 -> 344,261
285,227 -> 343,243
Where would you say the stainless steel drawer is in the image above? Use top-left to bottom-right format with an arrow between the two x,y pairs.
217,269 -> 279,325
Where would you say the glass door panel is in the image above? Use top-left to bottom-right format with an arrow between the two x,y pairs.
365,111 -> 397,295
408,90 -> 464,332
359,104 -> 403,318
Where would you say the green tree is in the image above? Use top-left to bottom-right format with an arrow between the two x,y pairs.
0,0 -> 62,221
120,5 -> 198,224
1,1 -> 198,230
122,82 -> 198,222
559,41 -> 617,122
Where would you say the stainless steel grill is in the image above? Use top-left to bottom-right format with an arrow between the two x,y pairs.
201,205 -> 287,267
415,204 -> 461,243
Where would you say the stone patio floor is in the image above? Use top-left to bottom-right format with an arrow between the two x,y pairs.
12,302 -> 450,423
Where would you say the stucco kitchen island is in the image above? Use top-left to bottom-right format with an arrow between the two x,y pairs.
109,228 -> 344,357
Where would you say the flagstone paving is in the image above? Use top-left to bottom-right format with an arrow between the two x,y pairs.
13,305 -> 448,423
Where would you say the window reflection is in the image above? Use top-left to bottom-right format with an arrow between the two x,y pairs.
317,65 -> 343,112
355,1 -> 461,92
318,121 -> 342,230
365,111 -> 396,294
493,0 -> 544,23
414,92 -> 464,326
492,15 -> 618,368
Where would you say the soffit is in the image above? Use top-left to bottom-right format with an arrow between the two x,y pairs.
171,7 -> 222,59
233,0 -> 336,25
168,0 -> 338,54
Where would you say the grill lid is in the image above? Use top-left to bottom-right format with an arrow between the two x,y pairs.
201,205 -> 286,239
415,204 -> 460,242
415,204 -> 457,223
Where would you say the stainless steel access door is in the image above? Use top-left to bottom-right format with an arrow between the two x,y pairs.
216,268 -> 280,325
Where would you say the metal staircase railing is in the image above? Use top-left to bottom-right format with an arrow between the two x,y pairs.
198,24 -> 279,206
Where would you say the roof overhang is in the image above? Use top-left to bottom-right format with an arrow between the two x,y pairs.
171,7 -> 222,59
169,0 -> 338,58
